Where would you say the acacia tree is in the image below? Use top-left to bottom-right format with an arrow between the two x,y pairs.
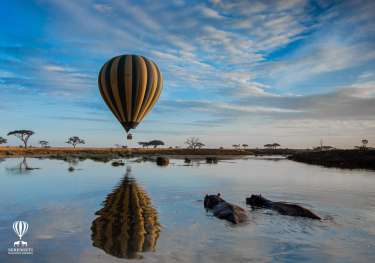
0,136 -> 7,145
233,144 -> 240,149
264,143 -> 280,150
242,144 -> 248,149
138,141 -> 149,148
362,139 -> 368,150
66,136 -> 85,148
39,140 -> 49,148
147,140 -> 164,148
185,137 -> 204,150
196,142 -> 205,149
7,130 -> 34,148
272,143 -> 280,150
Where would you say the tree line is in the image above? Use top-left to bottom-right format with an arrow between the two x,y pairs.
0,130 -> 85,149
0,131 -> 370,151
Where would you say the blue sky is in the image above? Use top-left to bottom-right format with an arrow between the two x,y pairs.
0,0 -> 374,148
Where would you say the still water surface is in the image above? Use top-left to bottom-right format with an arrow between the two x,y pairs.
0,157 -> 374,263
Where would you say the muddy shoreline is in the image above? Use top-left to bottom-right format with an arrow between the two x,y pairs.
1,147 -> 374,170
288,149 -> 375,171
0,147 -> 253,163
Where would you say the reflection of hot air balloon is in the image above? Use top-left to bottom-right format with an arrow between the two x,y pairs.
98,55 -> 163,140
91,167 -> 160,259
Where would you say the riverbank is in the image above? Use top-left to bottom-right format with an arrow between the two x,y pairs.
289,149 -> 375,170
1,147 -> 374,170
0,146 -> 252,160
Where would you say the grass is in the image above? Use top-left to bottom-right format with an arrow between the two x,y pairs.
0,146 -> 252,158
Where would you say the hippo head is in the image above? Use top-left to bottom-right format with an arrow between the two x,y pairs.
204,193 -> 223,209
246,194 -> 269,208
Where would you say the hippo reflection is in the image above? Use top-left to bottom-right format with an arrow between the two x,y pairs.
246,194 -> 321,220
91,167 -> 161,259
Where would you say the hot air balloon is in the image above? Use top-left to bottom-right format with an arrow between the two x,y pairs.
98,55 -> 163,140
13,221 -> 28,240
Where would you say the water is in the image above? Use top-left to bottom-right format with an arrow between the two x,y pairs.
0,156 -> 374,263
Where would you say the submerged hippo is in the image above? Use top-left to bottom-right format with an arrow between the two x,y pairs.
204,193 -> 247,224
246,194 -> 321,220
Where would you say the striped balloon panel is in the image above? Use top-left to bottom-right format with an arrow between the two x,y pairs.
98,55 -> 163,132
91,175 -> 160,259
13,221 -> 28,238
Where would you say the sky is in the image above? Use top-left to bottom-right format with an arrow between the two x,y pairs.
0,0 -> 374,148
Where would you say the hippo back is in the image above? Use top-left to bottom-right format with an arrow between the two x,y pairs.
213,202 -> 247,224
273,202 -> 321,220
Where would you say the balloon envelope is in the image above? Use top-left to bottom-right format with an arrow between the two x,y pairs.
13,221 -> 28,239
98,54 -> 163,133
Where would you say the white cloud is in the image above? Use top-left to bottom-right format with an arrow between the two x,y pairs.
159,99 -> 302,116
215,102 -> 302,113
262,36 -> 375,88
0,69 -> 16,78
93,3 -> 112,13
165,35 -> 196,52
200,6 -> 224,19
275,0 -> 307,11
210,0 -> 221,5
43,65 -> 67,73
37,62 -> 96,95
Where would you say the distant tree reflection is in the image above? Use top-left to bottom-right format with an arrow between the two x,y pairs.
91,167 -> 160,259
5,157 -> 39,175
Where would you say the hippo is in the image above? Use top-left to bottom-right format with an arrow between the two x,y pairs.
246,194 -> 321,220
204,193 -> 247,224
